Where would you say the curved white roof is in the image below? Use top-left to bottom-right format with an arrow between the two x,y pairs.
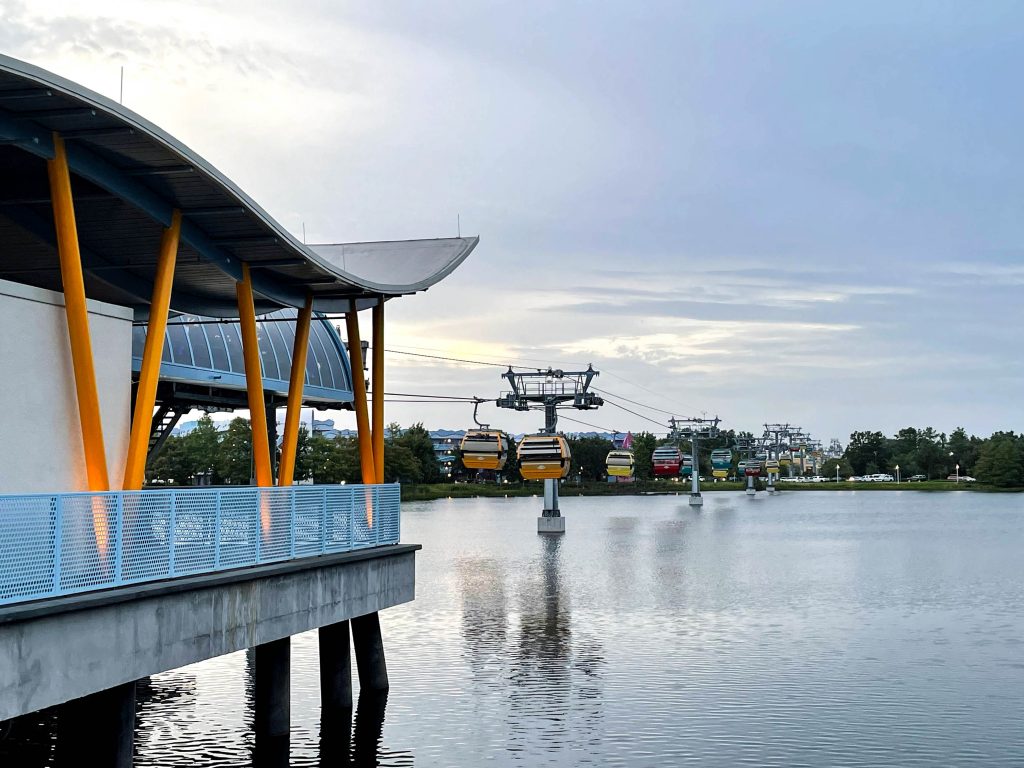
0,54 -> 478,318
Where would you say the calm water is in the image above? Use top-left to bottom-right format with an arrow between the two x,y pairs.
7,491 -> 1024,766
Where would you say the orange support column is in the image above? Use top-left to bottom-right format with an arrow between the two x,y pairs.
278,295 -> 313,486
371,299 -> 384,484
47,133 -> 109,493
346,302 -> 376,485
123,210 -> 181,490
236,264 -> 273,488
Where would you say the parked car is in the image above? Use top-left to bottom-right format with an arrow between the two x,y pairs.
947,475 -> 976,482
909,474 -> 927,482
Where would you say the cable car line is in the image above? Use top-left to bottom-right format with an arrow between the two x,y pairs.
601,398 -> 671,430
559,414 -> 620,433
379,349 -> 687,425
591,387 -> 678,417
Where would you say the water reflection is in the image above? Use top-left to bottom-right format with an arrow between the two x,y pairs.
318,692 -> 389,767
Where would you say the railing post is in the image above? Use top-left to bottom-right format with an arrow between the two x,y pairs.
289,489 -> 296,558
168,490 -> 177,577
53,495 -> 64,594
214,490 -> 222,570
114,493 -> 124,584
350,486 -> 356,548
320,487 -> 327,553
375,487 -> 380,546
255,489 -> 262,563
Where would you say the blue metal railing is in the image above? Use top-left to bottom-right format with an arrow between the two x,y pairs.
0,484 -> 400,606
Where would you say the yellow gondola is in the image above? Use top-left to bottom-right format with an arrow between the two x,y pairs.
765,459 -> 780,475
605,450 -> 635,478
518,435 -> 572,480
460,430 -> 510,471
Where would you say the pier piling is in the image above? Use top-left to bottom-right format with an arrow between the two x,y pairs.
254,637 -> 290,740
319,620 -> 353,711
352,612 -> 390,692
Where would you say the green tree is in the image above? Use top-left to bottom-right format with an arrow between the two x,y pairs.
187,414 -> 222,482
384,442 -> 422,483
397,422 -> 441,483
217,417 -> 253,484
293,425 -> 313,482
974,432 -> 1024,487
147,434 -> 193,485
567,435 -> 615,481
947,427 -> 980,476
632,432 -> 658,480
820,457 -> 854,480
844,431 -> 890,476
304,433 -> 341,483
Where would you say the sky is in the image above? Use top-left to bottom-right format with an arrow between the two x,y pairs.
3,0 -> 1023,444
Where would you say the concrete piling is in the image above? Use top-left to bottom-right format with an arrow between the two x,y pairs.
55,681 -> 136,768
254,637 -> 290,740
319,619 -> 353,712
351,612 -> 389,692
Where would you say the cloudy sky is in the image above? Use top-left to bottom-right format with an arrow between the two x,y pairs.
4,0 -> 1022,443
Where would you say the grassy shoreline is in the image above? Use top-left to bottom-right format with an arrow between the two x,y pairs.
400,479 -> 1016,502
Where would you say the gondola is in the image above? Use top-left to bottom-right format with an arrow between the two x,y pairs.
652,445 -> 684,477
460,430 -> 510,471
710,448 -> 732,479
605,450 -> 635,478
518,435 -> 572,480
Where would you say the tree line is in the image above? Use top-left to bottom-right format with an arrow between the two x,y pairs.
148,416 -> 442,486
824,426 -> 1024,487
148,418 -> 1024,489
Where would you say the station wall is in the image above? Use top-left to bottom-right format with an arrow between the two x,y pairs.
0,279 -> 131,493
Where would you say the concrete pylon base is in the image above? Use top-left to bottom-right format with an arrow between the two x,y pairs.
745,487 -> 756,496
767,486 -> 777,494
538,516 -> 565,534
688,494 -> 703,507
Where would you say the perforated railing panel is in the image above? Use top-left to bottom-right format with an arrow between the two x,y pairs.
0,484 -> 400,606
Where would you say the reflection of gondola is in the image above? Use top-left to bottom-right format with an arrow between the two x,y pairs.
518,435 -> 571,480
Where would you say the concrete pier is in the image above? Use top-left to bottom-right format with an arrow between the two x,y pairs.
0,544 -> 418,722
688,493 -> 703,507
352,612 -> 389,692
319,620 -> 353,712
539,478 -> 565,534
55,682 -> 136,768
254,638 -> 290,739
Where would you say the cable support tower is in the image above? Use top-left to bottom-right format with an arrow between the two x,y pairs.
495,365 -> 604,533
668,415 -> 721,506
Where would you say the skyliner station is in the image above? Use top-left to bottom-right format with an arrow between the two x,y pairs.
0,54 -> 476,764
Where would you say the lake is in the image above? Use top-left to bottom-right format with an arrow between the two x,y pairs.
7,491 -> 1024,766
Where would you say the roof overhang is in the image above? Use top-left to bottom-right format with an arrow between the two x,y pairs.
0,54 -> 477,319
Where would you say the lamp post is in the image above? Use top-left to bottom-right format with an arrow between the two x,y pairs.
956,464 -> 960,483
836,463 -> 840,483
895,464 -> 900,484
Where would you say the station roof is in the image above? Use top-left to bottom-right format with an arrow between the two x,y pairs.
0,55 -> 477,319
135,310 -> 354,408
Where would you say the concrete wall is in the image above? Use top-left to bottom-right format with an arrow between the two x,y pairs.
0,545 -> 417,721
0,278 -> 132,493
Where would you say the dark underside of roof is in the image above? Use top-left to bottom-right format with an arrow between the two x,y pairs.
0,66 -> 410,319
